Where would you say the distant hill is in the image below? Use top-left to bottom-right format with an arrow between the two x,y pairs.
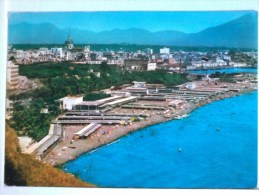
181,12 -> 258,49
9,22 -> 64,44
5,124 -> 94,187
8,12 -> 258,49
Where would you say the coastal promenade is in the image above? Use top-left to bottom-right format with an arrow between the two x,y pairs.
41,80 -> 257,166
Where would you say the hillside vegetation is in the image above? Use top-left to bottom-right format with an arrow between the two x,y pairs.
16,62 -> 188,101
8,62 -> 188,141
5,124 -> 94,187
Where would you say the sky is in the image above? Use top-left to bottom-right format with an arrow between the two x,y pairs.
8,11 -> 253,33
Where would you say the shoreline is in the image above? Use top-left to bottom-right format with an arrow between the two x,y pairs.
42,84 -> 257,167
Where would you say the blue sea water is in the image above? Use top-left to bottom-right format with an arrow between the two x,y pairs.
63,91 -> 258,189
188,67 -> 257,74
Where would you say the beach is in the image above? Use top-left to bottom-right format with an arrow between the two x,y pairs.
42,80 -> 257,166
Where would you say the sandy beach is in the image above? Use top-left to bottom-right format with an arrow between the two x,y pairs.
42,80 -> 257,166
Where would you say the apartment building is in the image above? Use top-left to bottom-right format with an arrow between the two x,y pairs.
6,61 -> 19,89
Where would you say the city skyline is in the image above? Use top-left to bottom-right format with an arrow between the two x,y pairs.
8,11 -> 253,33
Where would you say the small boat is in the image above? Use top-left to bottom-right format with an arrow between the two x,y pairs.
178,148 -> 182,152
216,128 -> 220,131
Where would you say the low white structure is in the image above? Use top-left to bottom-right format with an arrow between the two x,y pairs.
184,82 -> 197,90
88,61 -> 102,64
133,81 -> 146,88
234,62 -> 247,67
99,96 -> 138,108
58,96 -> 84,110
74,123 -> 102,138
111,91 -> 131,97
18,136 -> 35,153
147,63 -> 157,71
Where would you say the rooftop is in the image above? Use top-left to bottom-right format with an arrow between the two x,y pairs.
58,95 -> 84,101
64,36 -> 74,45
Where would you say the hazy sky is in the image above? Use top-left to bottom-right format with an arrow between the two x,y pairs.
9,11 -> 252,33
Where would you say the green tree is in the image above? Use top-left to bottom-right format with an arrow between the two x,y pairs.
8,56 -> 16,63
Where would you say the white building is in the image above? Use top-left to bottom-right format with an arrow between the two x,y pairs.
51,47 -> 63,58
133,81 -> 146,88
160,47 -> 170,54
39,47 -> 50,55
88,61 -> 102,64
64,51 -> 72,61
6,61 -> 19,89
58,96 -> 84,110
147,63 -> 157,71
184,82 -> 197,90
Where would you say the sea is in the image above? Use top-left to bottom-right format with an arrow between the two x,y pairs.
62,90 -> 258,189
188,67 -> 257,74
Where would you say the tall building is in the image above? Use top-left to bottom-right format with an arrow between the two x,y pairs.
6,61 -> 19,89
160,47 -> 170,54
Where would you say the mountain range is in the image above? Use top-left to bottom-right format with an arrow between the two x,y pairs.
8,12 -> 258,49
